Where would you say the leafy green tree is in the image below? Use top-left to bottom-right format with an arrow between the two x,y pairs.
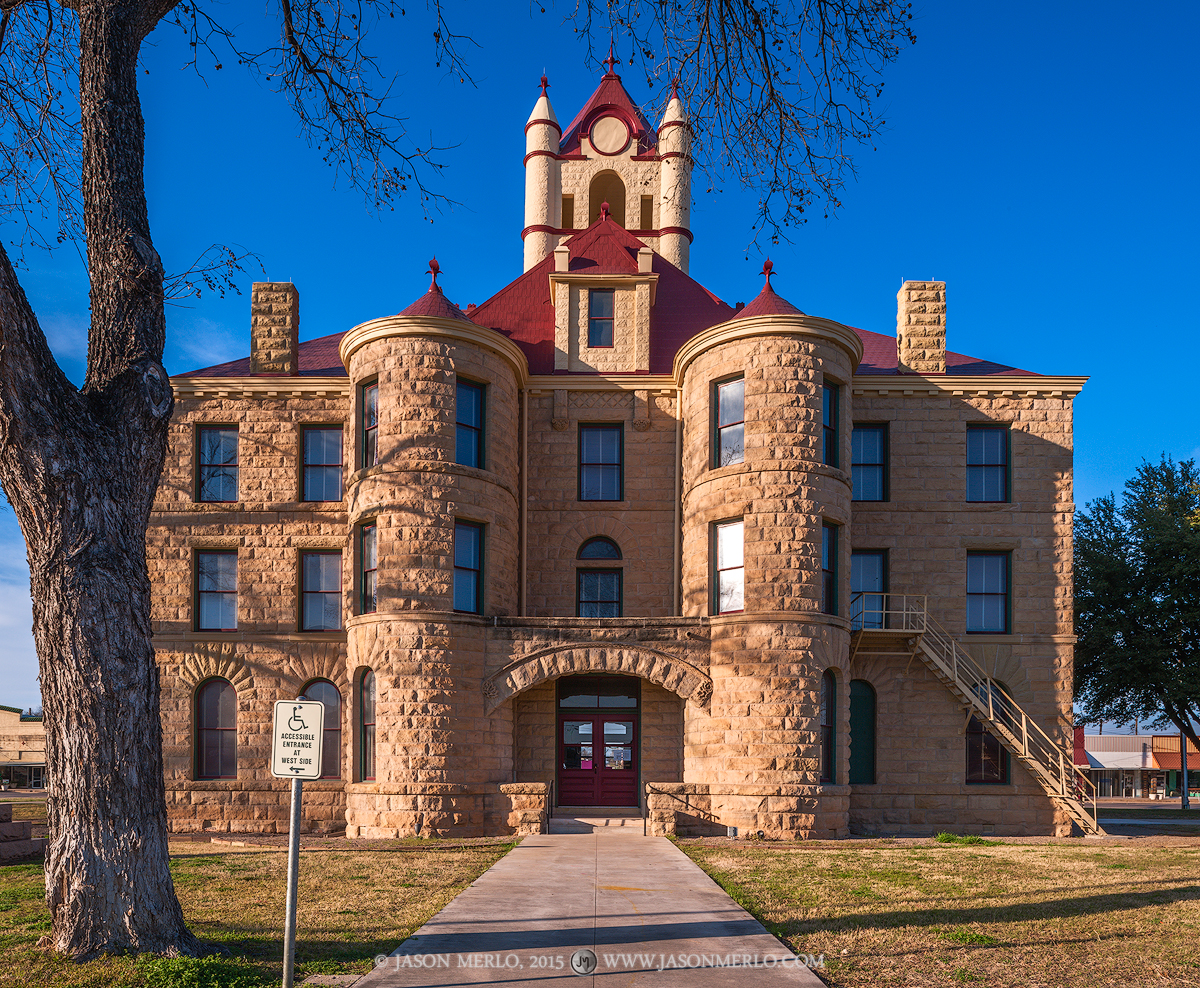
1074,455 -> 1200,752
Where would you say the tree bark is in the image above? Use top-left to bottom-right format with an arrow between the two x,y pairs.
0,0 -> 195,958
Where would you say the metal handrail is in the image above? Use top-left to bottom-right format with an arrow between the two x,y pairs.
851,592 -> 1101,832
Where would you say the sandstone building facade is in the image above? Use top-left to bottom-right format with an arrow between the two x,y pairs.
150,64 -> 1095,839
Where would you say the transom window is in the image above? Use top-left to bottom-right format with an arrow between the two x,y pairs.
966,425 -> 1008,502
966,552 -> 1009,634
822,384 -> 839,467
196,551 -> 237,631
851,424 -> 887,501
453,521 -> 483,614
303,427 -> 343,502
360,524 -> 377,614
578,537 -> 621,560
195,678 -> 236,780
713,519 -> 744,614
579,425 -> 623,501
455,379 -> 484,468
302,679 -> 342,779
361,381 -> 379,469
588,289 -> 614,347
821,523 -> 838,616
197,426 -> 238,502
714,377 -> 745,467
577,570 -> 621,618
301,552 -> 342,631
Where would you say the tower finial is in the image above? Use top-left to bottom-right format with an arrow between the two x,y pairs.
539,74 -> 550,97
427,257 -> 442,292
761,258 -> 774,289
670,76 -> 680,100
600,201 -> 611,220
603,43 -> 618,76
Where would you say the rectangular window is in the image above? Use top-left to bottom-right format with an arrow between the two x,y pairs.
639,195 -> 654,230
302,427 -> 343,502
966,552 -> 1010,634
360,524 -> 377,614
851,424 -> 887,501
577,569 -> 622,618
453,521 -> 483,613
851,550 -> 887,630
713,377 -> 745,468
588,289 -> 614,348
822,383 -> 839,468
197,426 -> 238,502
714,520 -> 744,614
966,425 -> 1009,502
579,424 -> 623,501
455,379 -> 484,469
821,524 -> 838,615
361,381 -> 379,469
196,551 -> 237,631
301,552 -> 342,631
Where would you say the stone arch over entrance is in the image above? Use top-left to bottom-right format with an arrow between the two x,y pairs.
483,644 -> 711,714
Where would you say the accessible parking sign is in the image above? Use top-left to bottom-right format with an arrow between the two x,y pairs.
271,700 -> 325,779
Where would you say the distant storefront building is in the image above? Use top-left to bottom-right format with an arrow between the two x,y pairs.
0,705 -> 46,789
1074,728 -> 1198,799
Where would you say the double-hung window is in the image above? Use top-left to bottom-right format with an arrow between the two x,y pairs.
577,570 -> 621,618
588,289 -> 614,347
822,383 -> 839,467
851,550 -> 887,630
453,521 -> 483,614
301,552 -> 342,631
966,425 -> 1008,502
360,524 -> 378,614
579,425 -> 622,501
197,427 -> 238,502
713,520 -> 744,614
195,679 -> 237,779
851,425 -> 887,501
360,670 -> 377,781
361,382 -> 379,469
819,670 -> 836,783
303,427 -> 343,501
966,552 -> 1009,634
714,377 -> 745,467
821,524 -> 838,615
455,379 -> 484,468
196,551 -> 237,631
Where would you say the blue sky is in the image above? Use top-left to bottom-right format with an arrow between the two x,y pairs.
1,1 -> 1197,714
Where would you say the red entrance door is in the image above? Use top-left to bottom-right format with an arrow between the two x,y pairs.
557,714 -> 638,807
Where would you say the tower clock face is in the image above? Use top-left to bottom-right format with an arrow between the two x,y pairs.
590,115 -> 631,155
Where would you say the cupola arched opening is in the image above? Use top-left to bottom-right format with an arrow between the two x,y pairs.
589,171 -> 626,227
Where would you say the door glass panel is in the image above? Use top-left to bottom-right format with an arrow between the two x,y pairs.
604,721 -> 634,770
563,721 -> 593,744
562,744 -> 593,770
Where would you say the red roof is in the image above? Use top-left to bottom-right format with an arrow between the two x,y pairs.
732,279 -> 806,319
559,69 -> 657,157
399,284 -> 474,322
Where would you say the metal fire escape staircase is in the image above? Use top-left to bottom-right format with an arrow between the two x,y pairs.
849,593 -> 1104,837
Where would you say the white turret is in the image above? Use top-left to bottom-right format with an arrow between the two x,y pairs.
523,76 -> 562,272
657,86 -> 692,273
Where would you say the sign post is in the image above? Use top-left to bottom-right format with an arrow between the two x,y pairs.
271,697 -> 325,988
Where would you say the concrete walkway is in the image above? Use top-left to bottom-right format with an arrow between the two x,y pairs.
356,831 -> 824,987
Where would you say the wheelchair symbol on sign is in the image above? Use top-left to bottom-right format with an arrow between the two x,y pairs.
288,706 -> 308,731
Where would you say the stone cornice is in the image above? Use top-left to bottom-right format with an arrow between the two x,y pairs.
852,375 -> 1089,397
548,271 -> 659,306
338,315 -> 530,384
525,375 -> 677,393
171,376 -> 350,399
672,313 -> 865,380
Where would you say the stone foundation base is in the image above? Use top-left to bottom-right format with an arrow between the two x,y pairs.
346,782 -> 549,838
645,783 -> 850,839
165,780 -> 347,834
848,784 -> 1070,837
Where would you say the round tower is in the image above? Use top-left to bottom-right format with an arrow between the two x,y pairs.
657,85 -> 692,272
523,76 -> 562,272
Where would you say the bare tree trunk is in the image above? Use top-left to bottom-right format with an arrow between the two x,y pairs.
0,0 -> 195,958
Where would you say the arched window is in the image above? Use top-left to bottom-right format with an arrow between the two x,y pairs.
577,537 -> 621,560
589,171 -> 626,227
196,678 -> 236,780
849,680 -> 877,784
360,670 -> 376,781
966,680 -> 1011,784
303,679 -> 342,779
819,670 -> 836,783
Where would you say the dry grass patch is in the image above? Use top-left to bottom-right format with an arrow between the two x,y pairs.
681,837 -> 1200,987
1,838 -> 513,987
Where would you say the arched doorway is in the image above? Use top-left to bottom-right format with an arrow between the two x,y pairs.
589,171 -> 626,227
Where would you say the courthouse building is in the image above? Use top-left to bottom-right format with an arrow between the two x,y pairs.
150,63 -> 1095,838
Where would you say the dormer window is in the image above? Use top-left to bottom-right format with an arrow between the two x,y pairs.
588,290 -> 614,348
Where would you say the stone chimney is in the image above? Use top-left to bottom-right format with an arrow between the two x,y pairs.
250,282 -> 300,375
896,280 -> 946,375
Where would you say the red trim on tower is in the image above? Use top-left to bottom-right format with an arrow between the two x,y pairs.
659,152 -> 691,162
523,149 -> 559,165
524,118 -> 562,135
658,120 -> 688,133
658,226 -> 694,243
